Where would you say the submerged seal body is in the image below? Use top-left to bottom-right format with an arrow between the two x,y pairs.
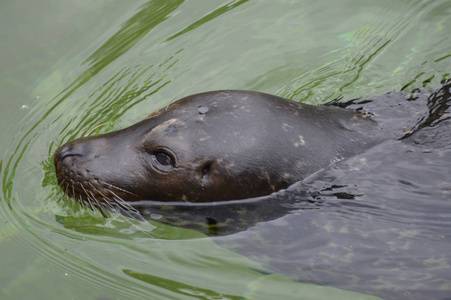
54,90 -> 386,206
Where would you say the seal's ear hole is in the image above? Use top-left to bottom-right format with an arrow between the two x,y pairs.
202,163 -> 211,178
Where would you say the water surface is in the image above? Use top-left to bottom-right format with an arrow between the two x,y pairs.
1,0 -> 450,299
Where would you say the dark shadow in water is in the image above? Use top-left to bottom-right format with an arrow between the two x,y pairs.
128,188 -> 320,236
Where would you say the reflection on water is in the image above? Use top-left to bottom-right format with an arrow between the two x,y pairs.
1,0 -> 451,299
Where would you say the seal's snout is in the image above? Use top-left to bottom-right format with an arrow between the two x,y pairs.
54,138 -> 111,203
54,139 -> 97,181
54,137 -> 99,166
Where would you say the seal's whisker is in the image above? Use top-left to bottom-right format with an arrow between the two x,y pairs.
61,177 -> 70,196
103,191 -> 150,227
83,195 -> 94,211
77,196 -> 85,207
89,187 -> 112,207
87,183 -> 118,213
88,183 -> 143,220
59,177 -> 67,187
93,197 -> 109,218
113,196 -> 140,214
71,185 -> 77,202
108,190 -> 140,214
91,184 -> 126,218
82,200 -> 91,210
88,182 -> 111,202
85,198 -> 95,211
83,187 -> 110,218
97,180 -> 139,197
87,187 -> 154,236
100,197 -> 114,210
80,184 -> 95,211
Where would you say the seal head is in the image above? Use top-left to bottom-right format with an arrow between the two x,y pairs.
54,90 -> 385,204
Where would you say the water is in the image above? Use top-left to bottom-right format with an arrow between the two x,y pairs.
1,0 -> 450,299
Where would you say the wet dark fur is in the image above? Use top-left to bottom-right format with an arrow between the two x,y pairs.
54,90 -> 387,214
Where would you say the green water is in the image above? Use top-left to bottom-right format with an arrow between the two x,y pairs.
1,0 -> 450,299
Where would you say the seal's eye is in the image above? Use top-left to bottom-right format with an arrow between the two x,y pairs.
152,152 -> 174,168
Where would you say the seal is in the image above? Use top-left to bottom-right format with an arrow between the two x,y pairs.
54,90 -> 387,210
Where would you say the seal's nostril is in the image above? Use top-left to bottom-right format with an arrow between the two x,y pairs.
56,143 -> 84,161
58,145 -> 71,160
